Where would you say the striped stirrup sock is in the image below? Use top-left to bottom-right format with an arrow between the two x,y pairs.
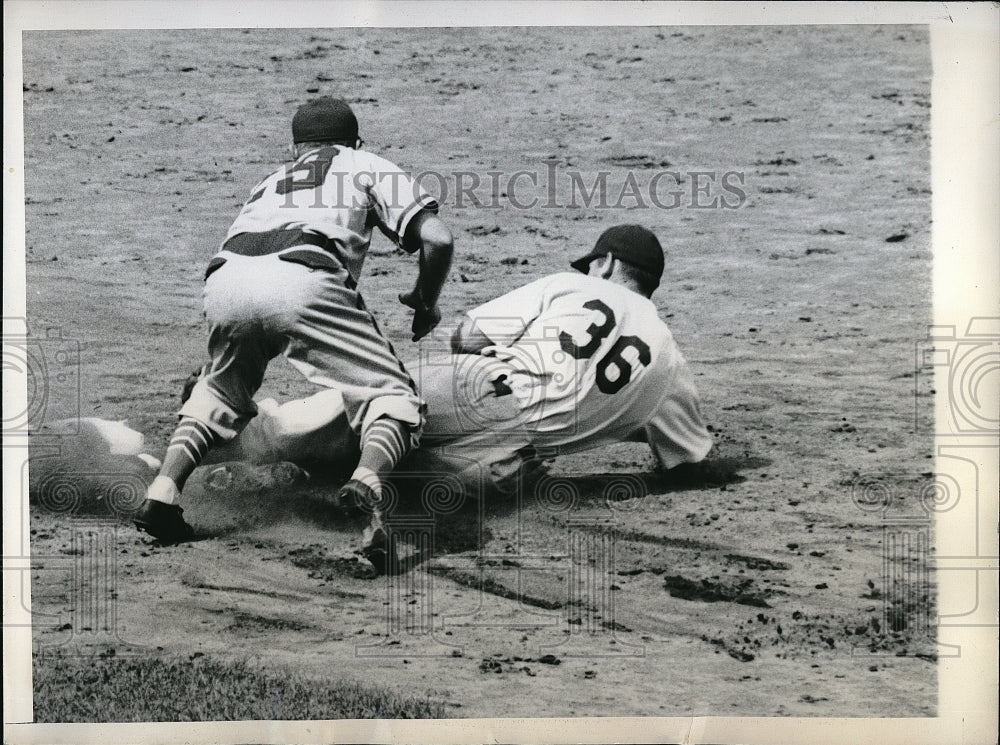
159,417 -> 219,490
351,417 -> 412,492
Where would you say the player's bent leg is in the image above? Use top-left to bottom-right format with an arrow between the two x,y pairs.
135,415 -> 220,544
283,273 -> 425,439
137,326 -> 274,543
283,277 -> 426,534
335,414 -> 416,516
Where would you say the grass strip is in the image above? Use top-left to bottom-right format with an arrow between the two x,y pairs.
34,651 -> 446,722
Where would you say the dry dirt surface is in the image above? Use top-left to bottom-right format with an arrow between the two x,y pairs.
22,26 -> 936,719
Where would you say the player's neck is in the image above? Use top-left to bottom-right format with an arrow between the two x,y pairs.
607,273 -> 647,298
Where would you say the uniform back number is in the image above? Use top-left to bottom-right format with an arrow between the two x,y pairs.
244,149 -> 337,206
559,298 -> 651,394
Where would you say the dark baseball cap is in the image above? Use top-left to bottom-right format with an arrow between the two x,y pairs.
570,224 -> 665,283
292,97 -> 359,144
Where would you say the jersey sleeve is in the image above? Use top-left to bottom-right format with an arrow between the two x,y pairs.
464,276 -> 553,346
360,152 -> 439,252
643,366 -> 713,469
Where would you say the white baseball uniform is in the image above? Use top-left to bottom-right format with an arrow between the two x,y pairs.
416,272 -> 712,469
180,144 -> 437,443
213,272 -> 712,489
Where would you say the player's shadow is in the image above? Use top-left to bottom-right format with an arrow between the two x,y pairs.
373,452 -> 769,573
612,454 -> 769,495
478,452 -> 767,514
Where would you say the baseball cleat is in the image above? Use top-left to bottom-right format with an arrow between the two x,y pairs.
332,478 -> 380,517
134,499 -> 194,545
358,523 -> 391,575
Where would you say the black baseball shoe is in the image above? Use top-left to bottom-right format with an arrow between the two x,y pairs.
358,523 -> 391,575
331,478 -> 380,517
134,499 -> 194,545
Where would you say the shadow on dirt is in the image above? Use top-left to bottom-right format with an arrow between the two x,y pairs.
370,452 -> 773,574
646,454 -> 770,490
27,449 -> 770,577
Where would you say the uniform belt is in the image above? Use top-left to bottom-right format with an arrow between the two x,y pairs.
208,228 -> 351,281
222,228 -> 338,257
205,229 -> 356,282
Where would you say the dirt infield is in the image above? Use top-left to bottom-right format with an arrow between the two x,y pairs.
21,26 -> 936,718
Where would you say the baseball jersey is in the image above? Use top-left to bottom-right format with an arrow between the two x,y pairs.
465,272 -> 712,468
222,145 -> 438,282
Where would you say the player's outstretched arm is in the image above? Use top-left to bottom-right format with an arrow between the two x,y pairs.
400,211 -> 454,341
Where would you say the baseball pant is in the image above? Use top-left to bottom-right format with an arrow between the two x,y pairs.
180,251 -> 424,444
405,353 -> 532,491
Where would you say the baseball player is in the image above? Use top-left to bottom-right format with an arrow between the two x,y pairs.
208,224 -> 712,504
417,223 -> 711,483
134,96 -> 454,546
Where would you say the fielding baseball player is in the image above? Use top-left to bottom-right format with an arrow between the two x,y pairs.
134,96 -> 454,546
209,225 -> 712,506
